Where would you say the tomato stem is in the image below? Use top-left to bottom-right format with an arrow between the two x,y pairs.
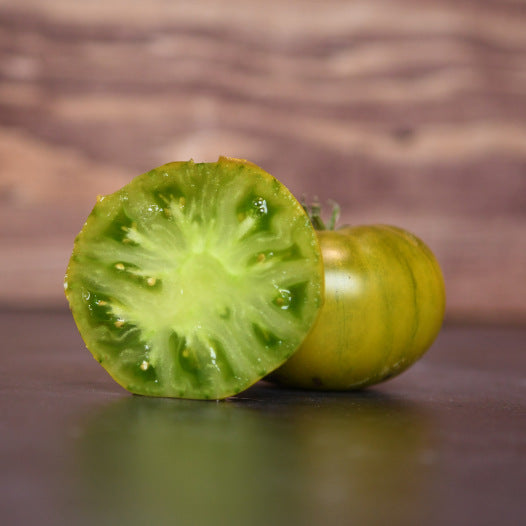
327,200 -> 340,230
302,197 -> 340,230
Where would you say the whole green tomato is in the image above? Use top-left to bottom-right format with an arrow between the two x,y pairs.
270,222 -> 446,390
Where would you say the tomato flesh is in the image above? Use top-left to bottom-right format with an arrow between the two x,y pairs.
65,158 -> 324,399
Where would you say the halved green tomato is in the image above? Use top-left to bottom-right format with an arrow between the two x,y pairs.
65,157 -> 324,400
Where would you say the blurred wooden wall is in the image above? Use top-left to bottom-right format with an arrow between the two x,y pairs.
1,0 -> 525,324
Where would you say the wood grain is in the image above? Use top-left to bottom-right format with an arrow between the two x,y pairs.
0,0 -> 525,323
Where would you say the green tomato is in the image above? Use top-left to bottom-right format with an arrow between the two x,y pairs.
270,224 -> 446,390
64,158 -> 324,400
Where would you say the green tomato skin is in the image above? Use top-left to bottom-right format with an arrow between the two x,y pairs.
271,225 -> 446,390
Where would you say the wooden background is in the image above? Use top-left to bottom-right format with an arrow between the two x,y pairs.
0,0 -> 525,324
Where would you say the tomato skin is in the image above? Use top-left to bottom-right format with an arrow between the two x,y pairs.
271,225 -> 446,390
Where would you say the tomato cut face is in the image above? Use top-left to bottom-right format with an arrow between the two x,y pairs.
64,158 -> 324,400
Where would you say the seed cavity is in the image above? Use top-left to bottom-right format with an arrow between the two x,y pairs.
140,360 -> 149,371
219,306 -> 232,320
253,197 -> 268,215
274,288 -> 292,309
252,323 -> 283,349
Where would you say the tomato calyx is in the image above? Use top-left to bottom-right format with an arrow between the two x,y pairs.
301,198 -> 341,231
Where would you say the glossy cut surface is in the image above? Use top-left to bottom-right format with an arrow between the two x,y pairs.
271,225 -> 446,389
64,158 -> 324,399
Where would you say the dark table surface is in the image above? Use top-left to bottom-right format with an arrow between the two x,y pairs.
1,308 -> 525,526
